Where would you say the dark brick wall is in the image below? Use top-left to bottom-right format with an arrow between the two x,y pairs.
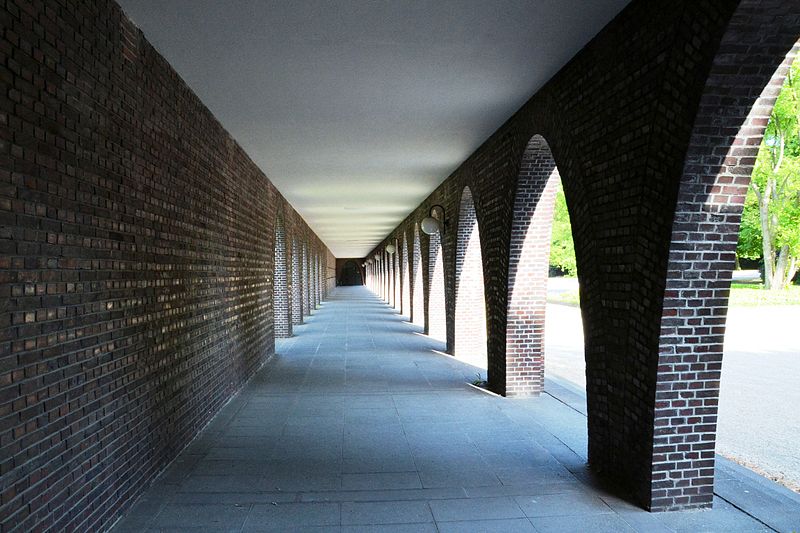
335,258 -> 364,286
0,1 -> 331,531
365,0 -> 799,511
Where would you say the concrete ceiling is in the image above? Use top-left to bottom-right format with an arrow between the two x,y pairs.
117,0 -> 630,258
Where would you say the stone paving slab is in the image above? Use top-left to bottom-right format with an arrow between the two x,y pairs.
112,286 -> 800,532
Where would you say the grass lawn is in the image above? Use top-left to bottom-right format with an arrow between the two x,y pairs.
729,283 -> 800,306
547,280 -> 800,307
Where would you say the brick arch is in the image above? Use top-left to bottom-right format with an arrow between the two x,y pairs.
401,232 -> 411,317
454,187 -> 488,369
273,213 -> 291,338
428,231 -> 447,343
504,135 -> 562,396
291,237 -> 303,325
412,225 -> 425,327
651,21 -> 800,511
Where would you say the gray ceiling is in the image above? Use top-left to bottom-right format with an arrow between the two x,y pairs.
117,0 -> 630,258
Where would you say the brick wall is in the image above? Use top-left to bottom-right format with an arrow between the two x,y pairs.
364,0 -> 800,511
0,1 -> 332,530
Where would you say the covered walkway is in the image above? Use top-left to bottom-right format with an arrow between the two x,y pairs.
113,287 -> 796,532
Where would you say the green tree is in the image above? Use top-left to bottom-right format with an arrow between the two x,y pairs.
549,179 -> 577,276
737,59 -> 800,289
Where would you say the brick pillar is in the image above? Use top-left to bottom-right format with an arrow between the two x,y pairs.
505,136 -> 560,397
412,226 -> 425,327
428,231 -> 447,342
273,217 -> 291,338
309,252 -> 317,310
454,187 -> 488,369
402,233 -> 411,316
291,238 -> 303,325
302,244 -> 310,316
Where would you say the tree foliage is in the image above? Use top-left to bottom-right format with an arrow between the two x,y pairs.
737,58 -> 800,289
549,180 -> 577,276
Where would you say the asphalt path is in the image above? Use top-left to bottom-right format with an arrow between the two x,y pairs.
544,301 -> 800,492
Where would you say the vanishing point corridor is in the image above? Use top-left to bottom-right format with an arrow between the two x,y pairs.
112,287 -> 795,532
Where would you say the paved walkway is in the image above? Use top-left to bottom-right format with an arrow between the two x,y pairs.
113,286 -> 800,532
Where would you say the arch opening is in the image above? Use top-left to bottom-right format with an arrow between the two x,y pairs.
428,230 -> 447,343
402,233 -> 411,318
506,135 -> 573,397
412,225 -> 425,328
454,187 -> 488,371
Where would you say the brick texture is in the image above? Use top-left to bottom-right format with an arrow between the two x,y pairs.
0,1 -> 331,531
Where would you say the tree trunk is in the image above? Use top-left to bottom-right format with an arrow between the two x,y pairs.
759,195 -> 775,289
771,244 -> 790,290
787,257 -> 799,287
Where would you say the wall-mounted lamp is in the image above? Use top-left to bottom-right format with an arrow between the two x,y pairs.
385,244 -> 396,255
421,205 -> 446,235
